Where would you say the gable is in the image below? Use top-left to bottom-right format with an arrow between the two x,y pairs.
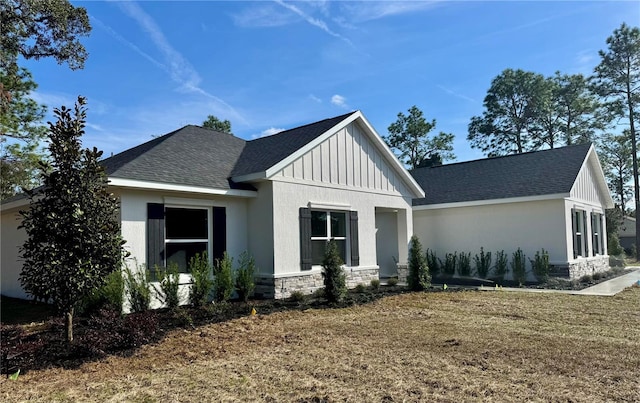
272,119 -> 417,197
569,148 -> 614,208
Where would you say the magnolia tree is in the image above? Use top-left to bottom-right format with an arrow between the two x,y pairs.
19,97 -> 125,342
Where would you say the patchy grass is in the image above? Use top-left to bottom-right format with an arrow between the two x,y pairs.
2,287 -> 640,402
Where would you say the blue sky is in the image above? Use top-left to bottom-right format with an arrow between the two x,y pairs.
26,0 -> 638,163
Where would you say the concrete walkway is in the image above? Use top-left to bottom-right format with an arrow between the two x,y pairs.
477,268 -> 640,296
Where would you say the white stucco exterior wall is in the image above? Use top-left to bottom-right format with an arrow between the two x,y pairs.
271,179 -> 413,276
413,198 -> 569,266
119,189 -> 250,269
0,209 -> 28,299
246,181 -> 274,275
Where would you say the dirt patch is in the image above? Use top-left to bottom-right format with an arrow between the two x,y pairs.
2,286 -> 639,402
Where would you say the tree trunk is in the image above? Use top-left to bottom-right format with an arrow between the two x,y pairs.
627,78 -> 639,261
66,308 -> 74,343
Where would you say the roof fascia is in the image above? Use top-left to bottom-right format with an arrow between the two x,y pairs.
263,111 -> 425,198
230,172 -> 266,183
108,178 -> 258,198
413,193 -> 570,211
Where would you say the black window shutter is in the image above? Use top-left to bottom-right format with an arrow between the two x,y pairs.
349,211 -> 359,266
147,203 -> 165,270
571,208 -> 577,259
300,207 -> 312,271
212,207 -> 226,262
583,210 -> 588,257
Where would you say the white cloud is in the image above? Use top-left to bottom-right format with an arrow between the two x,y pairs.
252,127 -> 285,139
331,94 -> 349,109
30,91 -> 76,109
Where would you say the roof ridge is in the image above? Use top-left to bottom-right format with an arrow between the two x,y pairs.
247,111 -> 356,143
412,142 -> 592,172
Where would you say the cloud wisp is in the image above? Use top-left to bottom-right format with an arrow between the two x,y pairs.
436,85 -> 477,103
252,127 -> 286,139
273,0 -> 355,48
111,1 -> 246,124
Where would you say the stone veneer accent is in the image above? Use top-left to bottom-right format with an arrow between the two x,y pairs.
396,263 -> 408,284
254,267 -> 379,299
567,255 -> 610,279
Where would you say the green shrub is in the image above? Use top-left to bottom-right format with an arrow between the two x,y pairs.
607,232 -> 624,256
579,274 -> 593,283
407,235 -> 431,291
354,283 -> 367,293
439,252 -> 457,277
387,277 -> 398,286
473,248 -> 492,279
213,252 -> 234,303
493,250 -> 508,282
79,269 -> 125,315
529,249 -> 550,283
426,249 -> 439,277
457,252 -> 472,277
289,290 -> 306,302
153,262 -> 181,309
124,263 -> 151,313
189,252 -> 213,307
322,239 -> 347,303
370,278 -> 381,290
511,248 -> 527,286
312,288 -> 325,299
235,251 -> 256,303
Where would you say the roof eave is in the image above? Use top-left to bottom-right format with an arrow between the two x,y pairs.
108,177 -> 258,198
413,193 -> 570,210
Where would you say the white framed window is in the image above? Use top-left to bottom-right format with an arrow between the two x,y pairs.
572,208 -> 588,258
310,210 -> 348,265
591,212 -> 604,255
164,206 -> 210,272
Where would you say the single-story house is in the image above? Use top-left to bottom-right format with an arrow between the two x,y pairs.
1,111 -> 424,302
618,216 -> 635,253
410,143 -> 614,280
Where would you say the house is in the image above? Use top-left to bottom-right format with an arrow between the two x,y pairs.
410,143 -> 614,280
618,216 -> 635,253
0,111 -> 424,302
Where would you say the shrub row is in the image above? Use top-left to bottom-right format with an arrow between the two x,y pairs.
425,247 -> 550,284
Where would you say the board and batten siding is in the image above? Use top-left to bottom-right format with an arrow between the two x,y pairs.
275,122 -> 410,196
570,155 -> 608,206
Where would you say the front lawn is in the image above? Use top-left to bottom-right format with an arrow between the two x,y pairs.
2,286 -> 639,402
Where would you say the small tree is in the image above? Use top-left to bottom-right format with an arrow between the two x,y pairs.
407,235 -> 430,291
322,240 -> 346,303
213,252 -> 234,303
473,247 -> 492,279
19,97 -> 125,342
189,252 -> 213,307
153,262 -> 181,309
530,249 -> 550,283
124,263 -> 151,313
235,251 -> 256,303
511,248 -> 527,286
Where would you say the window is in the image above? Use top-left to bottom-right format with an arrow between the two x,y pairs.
572,208 -> 588,258
165,207 -> 209,272
147,203 -> 226,274
310,210 -> 347,265
591,212 -> 603,255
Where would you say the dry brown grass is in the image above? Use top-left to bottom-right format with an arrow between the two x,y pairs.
2,287 -> 640,402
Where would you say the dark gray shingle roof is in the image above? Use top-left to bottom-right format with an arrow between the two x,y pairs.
231,112 -> 356,177
411,143 -> 592,206
99,112 -> 356,190
102,125 -> 252,190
